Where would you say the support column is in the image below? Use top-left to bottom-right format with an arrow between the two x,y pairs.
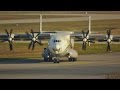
40,14 -> 42,33
88,16 -> 91,46
88,16 -> 91,34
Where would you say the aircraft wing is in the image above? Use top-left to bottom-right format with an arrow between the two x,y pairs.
0,33 -> 50,41
89,34 -> 120,42
72,32 -> 120,42
72,31 -> 120,51
0,34 -> 9,41
71,32 -> 95,42
112,35 -> 120,42
0,31 -> 51,51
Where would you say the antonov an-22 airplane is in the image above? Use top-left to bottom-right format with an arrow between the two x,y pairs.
0,14 -> 120,63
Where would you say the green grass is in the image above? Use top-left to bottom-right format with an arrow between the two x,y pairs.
0,43 -> 120,58
0,42 -> 48,58
75,43 -> 120,55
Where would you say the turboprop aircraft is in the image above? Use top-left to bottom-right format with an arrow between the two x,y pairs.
0,14 -> 120,63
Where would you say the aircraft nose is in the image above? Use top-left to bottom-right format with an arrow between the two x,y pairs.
53,45 -> 60,52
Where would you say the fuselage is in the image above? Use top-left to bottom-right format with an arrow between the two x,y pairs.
47,33 -> 78,58
48,33 -> 70,56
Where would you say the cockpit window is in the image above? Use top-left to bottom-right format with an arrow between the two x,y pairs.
53,40 -> 61,42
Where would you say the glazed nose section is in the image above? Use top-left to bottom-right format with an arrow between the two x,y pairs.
53,45 -> 60,52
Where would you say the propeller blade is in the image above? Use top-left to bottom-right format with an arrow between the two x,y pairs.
8,41 -> 13,51
5,29 -> 9,36
31,29 -> 34,38
10,29 -> 13,36
4,29 -> 14,50
107,30 -> 111,38
81,30 -> 89,51
109,30 -> 111,35
9,43 -> 13,51
75,39 -> 82,41
82,30 -> 85,38
82,42 -> 86,50
32,42 -> 36,50
107,30 -> 109,35
84,42 -> 86,50
86,30 -> 89,37
28,30 -> 43,50
36,40 -> 43,45
35,33 -> 40,39
107,42 -> 111,52
28,30 -> 39,50
28,41 -> 33,49
82,43 -> 84,50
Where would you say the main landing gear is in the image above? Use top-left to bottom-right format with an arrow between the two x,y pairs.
53,58 -> 60,63
68,58 -> 77,62
44,57 -> 60,63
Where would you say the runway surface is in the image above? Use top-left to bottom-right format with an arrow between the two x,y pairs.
0,52 -> 120,79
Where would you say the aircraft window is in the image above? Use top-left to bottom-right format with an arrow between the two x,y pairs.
53,40 -> 57,42
58,40 -> 61,42
53,40 -> 61,42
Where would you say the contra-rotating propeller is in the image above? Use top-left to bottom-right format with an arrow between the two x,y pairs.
26,29 -> 43,50
2,29 -> 14,51
82,30 -> 88,50
98,29 -> 113,52
106,29 -> 112,52
81,30 -> 94,51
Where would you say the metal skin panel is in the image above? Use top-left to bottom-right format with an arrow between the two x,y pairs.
48,33 -> 71,56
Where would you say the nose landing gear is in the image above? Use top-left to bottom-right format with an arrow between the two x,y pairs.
53,58 -> 60,63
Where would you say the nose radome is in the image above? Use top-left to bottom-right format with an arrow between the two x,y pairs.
53,45 -> 60,51
56,45 -> 60,50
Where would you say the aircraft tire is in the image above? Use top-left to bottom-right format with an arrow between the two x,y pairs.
68,58 -> 77,62
53,58 -> 59,63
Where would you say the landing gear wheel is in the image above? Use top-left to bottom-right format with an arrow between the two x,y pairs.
68,58 -> 77,62
73,58 -> 77,61
53,58 -> 59,63
48,57 -> 52,62
68,58 -> 72,62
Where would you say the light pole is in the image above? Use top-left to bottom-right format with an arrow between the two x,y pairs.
88,16 -> 91,34
39,11 -> 42,33
88,16 -> 91,46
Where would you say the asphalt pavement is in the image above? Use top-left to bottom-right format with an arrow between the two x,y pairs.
0,52 -> 120,79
